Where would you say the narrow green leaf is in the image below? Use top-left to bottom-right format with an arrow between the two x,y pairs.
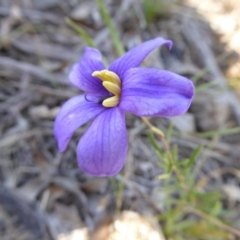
157,173 -> 170,180
210,201 -> 222,217
65,18 -> 95,47
197,127 -> 240,138
186,145 -> 202,168
172,145 -> 178,162
148,131 -> 163,159
195,81 -> 218,92
172,220 -> 196,232
166,121 -> 173,144
192,67 -> 208,83
96,0 -> 125,56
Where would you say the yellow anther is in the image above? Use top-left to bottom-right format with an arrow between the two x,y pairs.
102,81 -> 121,97
102,96 -> 120,107
92,70 -> 121,87
92,70 -> 122,108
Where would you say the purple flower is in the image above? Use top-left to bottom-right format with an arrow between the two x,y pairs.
54,37 -> 194,176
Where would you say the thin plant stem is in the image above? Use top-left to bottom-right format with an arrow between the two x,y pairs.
110,177 -> 122,214
116,179 -> 124,212
142,117 -> 240,238
141,117 -> 189,192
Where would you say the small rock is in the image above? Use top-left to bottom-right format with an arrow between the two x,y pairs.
91,211 -> 166,240
222,184 -> 240,202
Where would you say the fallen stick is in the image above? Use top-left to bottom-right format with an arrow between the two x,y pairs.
0,56 -> 67,85
0,6 -> 63,25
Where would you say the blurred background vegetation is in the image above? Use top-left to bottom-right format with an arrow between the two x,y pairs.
0,0 -> 240,239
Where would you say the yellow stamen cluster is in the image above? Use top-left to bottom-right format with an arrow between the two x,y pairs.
92,70 -> 121,107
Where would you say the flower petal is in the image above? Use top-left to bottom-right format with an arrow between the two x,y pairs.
69,47 -> 108,95
54,95 -> 105,152
77,107 -> 127,176
109,37 -> 172,78
119,68 -> 194,117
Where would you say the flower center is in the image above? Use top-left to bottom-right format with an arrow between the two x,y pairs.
92,70 -> 121,107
